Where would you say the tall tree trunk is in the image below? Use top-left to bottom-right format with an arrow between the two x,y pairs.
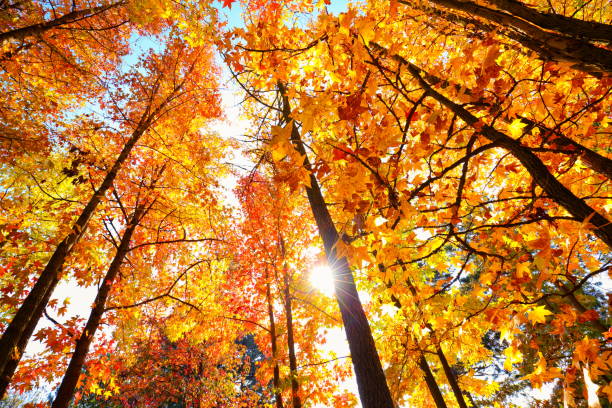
483,0 -> 612,43
382,270 -> 449,408
0,2 -> 124,45
266,281 -> 284,408
0,119 -> 150,398
51,205 -> 144,408
398,0 -> 612,74
282,273 -> 301,408
278,83 -> 395,408
0,272 -> 59,393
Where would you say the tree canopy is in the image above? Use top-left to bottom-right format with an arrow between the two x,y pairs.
0,0 -> 610,407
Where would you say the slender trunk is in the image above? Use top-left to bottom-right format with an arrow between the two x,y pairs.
435,347 -> 468,408
417,356 -> 448,408
266,282 -> 283,408
382,266 -> 448,408
51,206 -> 143,408
402,277 -> 469,408
403,63 -> 612,248
0,120 -> 149,398
484,0 -> 612,43
278,83 -> 395,408
283,273 -> 301,408
0,2 -> 124,45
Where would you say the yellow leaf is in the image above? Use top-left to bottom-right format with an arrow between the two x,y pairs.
527,305 -> 552,324
504,345 -> 523,371
508,118 -> 527,138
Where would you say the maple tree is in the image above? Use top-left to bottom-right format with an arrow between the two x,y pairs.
1,0 -> 611,407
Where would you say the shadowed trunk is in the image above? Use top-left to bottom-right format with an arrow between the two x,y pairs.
0,2 -> 124,45
266,281 -> 284,408
283,273 -> 301,408
51,205 -> 144,408
0,272 -> 59,394
278,83 -> 395,408
398,0 -> 612,74
484,0 -> 612,43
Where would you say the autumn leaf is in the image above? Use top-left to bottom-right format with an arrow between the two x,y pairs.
508,118 -> 527,138
527,305 -> 552,325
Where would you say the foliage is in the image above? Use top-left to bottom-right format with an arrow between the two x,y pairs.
0,0 -> 610,407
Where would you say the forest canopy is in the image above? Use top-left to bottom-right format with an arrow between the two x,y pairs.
0,0 -> 610,407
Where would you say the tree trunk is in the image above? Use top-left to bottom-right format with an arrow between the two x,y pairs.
484,0 -> 612,43
51,205 -> 144,408
266,282 -> 284,408
0,120 -> 149,398
400,0 -> 612,74
278,83 -> 395,408
0,273 -> 59,394
0,2 -> 123,45
283,273 -> 301,408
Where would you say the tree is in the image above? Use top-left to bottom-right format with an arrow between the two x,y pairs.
0,30 -> 222,397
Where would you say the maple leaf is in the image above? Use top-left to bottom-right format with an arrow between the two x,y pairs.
503,345 -> 522,371
523,352 -> 561,389
222,0 -> 234,9
508,118 -> 527,138
527,305 -> 552,325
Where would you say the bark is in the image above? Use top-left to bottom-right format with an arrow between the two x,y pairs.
435,347 -> 468,408
0,2 -> 124,45
278,83 -> 395,408
0,119 -> 150,398
266,282 -> 284,408
401,0 -> 612,74
283,273 -> 301,408
401,277 -> 468,408
402,63 -> 612,248
51,205 -> 144,408
484,0 -> 612,43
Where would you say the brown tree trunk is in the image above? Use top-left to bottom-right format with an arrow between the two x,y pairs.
283,273 -> 301,408
266,281 -> 284,408
484,0 -> 612,43
0,273 -> 59,394
400,0 -> 612,74
402,277 -> 469,408
0,2 -> 123,45
0,119 -> 150,399
51,205 -> 144,408
278,83 -> 395,408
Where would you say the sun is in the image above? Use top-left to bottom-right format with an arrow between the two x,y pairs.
310,265 -> 335,297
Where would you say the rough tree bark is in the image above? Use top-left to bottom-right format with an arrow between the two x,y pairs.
283,272 -> 301,408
